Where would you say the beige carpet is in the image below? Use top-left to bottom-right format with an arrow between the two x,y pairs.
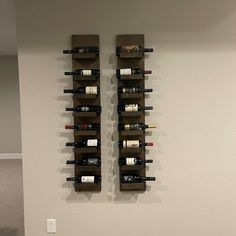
0,160 -> 24,236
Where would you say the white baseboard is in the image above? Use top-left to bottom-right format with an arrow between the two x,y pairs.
0,153 -> 22,159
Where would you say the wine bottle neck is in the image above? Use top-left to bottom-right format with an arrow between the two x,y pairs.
143,106 -> 153,110
66,160 -> 75,164
65,125 -> 74,129
144,70 -> 152,74
143,88 -> 153,93
144,48 -> 153,52
66,177 -> 75,181
64,89 -> 74,93
66,142 -> 75,146
145,177 -> 156,181
145,142 -> 154,146
145,159 -> 153,163
64,72 -> 73,75
65,108 -> 74,111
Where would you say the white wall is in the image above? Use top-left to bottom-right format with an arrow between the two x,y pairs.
16,0 -> 236,236
0,55 -> 21,154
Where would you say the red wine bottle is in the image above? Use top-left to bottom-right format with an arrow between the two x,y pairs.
118,123 -> 156,131
117,104 -> 153,113
116,45 -> 153,56
119,140 -> 153,148
64,86 -> 99,95
65,123 -> 100,131
66,139 -> 100,148
66,105 -> 101,114
118,87 -> 153,94
67,157 -> 101,166
121,175 -> 156,183
64,69 -> 100,78
116,68 -> 152,78
63,47 -> 99,55
67,175 -> 101,183
119,157 -> 153,166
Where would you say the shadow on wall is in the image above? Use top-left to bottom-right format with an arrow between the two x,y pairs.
0,228 -> 18,236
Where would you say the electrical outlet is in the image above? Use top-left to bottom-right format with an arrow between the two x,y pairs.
47,219 -> 56,233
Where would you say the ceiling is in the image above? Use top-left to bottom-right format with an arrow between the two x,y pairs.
0,0 -> 17,55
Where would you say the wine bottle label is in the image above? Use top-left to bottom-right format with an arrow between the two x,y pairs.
82,70 -> 92,76
126,158 -> 135,165
122,88 -> 127,93
81,176 -> 95,183
124,124 -> 140,130
135,124 -> 142,130
123,176 -> 133,182
125,104 -> 138,112
80,124 -> 89,129
87,158 -> 98,166
81,106 -> 89,112
124,124 -> 131,130
120,68 -> 132,75
122,87 -> 137,94
121,45 -> 139,53
85,86 -> 97,94
78,48 -> 85,53
87,139 -> 98,146
125,140 -> 139,148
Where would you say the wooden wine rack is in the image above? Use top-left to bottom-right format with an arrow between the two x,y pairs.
67,35 -> 101,192
117,34 -> 152,191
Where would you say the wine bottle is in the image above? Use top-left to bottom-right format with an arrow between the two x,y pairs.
64,86 -> 99,95
67,157 -> 101,166
67,175 -> 101,183
121,175 -> 156,183
66,105 -> 101,114
118,123 -> 156,131
116,68 -> 152,78
119,140 -> 153,148
116,45 -> 153,56
66,139 -> 101,148
118,87 -> 153,94
64,69 -> 100,78
65,123 -> 100,131
119,157 -> 153,166
63,47 -> 99,55
117,104 -> 153,113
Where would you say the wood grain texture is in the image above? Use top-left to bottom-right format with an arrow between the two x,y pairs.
71,35 -> 101,192
117,34 -> 146,191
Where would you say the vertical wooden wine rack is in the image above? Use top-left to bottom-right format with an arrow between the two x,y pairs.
117,34 -> 150,191
69,35 -> 101,192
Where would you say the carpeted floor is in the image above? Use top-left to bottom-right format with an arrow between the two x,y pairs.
0,160 -> 24,236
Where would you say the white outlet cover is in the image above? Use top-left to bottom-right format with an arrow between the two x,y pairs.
47,219 -> 56,233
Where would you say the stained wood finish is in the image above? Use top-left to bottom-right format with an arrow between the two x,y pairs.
74,130 -> 98,136
117,34 -> 146,191
120,130 -> 144,136
120,93 -> 143,99
71,35 -> 101,192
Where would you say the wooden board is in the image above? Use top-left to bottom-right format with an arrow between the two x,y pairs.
71,35 -> 101,192
117,34 -> 146,191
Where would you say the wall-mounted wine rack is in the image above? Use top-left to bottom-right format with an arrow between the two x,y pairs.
116,34 -> 156,191
64,35 -> 101,191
